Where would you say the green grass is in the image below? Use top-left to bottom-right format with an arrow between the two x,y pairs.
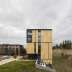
0,61 -> 48,72
0,55 -> 72,72
53,55 -> 72,72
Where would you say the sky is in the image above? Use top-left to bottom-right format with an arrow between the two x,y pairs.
0,0 -> 72,45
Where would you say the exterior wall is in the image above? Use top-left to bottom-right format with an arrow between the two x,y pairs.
32,30 -> 36,42
41,43 -> 52,64
26,30 -> 39,54
32,30 -> 38,42
41,30 -> 52,64
48,43 -> 52,64
41,43 -> 49,59
36,43 -> 38,54
26,43 -> 34,54
41,30 -> 52,42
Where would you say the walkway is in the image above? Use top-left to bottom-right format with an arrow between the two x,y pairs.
0,57 -> 17,65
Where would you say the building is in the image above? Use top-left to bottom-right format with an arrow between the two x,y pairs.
0,44 -> 25,56
26,29 -> 52,65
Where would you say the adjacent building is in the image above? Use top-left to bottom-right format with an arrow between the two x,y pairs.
26,29 -> 52,64
0,44 -> 25,56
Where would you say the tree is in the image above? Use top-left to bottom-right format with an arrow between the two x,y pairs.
53,40 -> 72,49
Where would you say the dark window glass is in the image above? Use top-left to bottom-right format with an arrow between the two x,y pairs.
38,43 -> 41,54
38,30 -> 41,32
27,30 -> 32,34
27,35 -> 32,38
27,30 -> 32,43
27,35 -> 32,43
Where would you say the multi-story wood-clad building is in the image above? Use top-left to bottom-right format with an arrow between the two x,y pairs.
26,29 -> 52,64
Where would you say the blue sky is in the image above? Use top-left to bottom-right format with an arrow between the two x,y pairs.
0,0 -> 72,45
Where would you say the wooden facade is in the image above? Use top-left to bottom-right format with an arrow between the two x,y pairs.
26,29 -> 52,64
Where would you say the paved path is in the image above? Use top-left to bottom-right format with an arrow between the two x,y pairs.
0,56 -> 35,65
0,58 -> 17,65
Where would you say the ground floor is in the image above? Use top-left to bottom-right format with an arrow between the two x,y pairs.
0,55 -> 72,72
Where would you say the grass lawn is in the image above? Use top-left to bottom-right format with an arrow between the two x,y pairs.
0,60 -> 48,72
53,55 -> 72,72
0,55 -> 72,72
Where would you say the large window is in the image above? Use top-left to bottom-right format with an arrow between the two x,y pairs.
27,29 -> 32,43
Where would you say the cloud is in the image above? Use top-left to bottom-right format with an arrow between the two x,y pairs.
0,0 -> 72,44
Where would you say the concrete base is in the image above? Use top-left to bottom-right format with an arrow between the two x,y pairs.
35,63 -> 56,72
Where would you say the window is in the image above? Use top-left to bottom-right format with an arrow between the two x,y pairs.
27,29 -> 32,34
38,43 -> 41,55
27,29 -> 32,43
